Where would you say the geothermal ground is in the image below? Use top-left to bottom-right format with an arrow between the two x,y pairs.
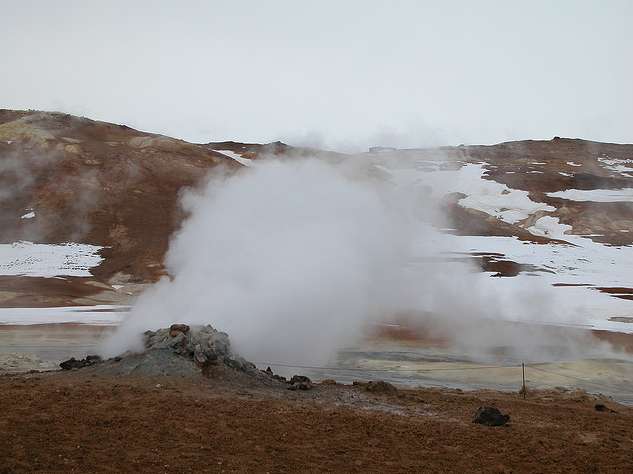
2,110 -> 633,471
2,324 -> 633,473
2,371 -> 633,473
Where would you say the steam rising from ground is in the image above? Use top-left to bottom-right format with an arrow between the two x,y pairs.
102,156 -> 611,364
104,158 -> 418,362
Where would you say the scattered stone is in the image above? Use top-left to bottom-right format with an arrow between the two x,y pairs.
60,355 -> 102,371
595,403 -> 616,413
365,380 -> 398,395
263,366 -> 287,383
290,375 -> 311,384
320,379 -> 337,385
288,375 -> 313,391
473,406 -> 510,426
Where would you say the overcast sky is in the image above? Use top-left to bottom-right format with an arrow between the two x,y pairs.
1,1 -> 631,151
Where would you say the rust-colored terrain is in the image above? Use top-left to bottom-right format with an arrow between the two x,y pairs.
1,371 -> 632,473
0,109 -> 239,283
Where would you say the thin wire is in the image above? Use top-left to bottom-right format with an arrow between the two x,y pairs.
526,364 -> 622,391
256,361 -> 519,373
256,360 -> 629,394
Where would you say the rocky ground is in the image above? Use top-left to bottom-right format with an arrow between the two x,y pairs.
1,368 -> 632,472
1,324 -> 632,473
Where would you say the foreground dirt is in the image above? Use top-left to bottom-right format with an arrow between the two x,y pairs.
1,371 -> 632,473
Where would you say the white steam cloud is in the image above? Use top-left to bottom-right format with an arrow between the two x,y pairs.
103,157 -> 419,362
102,155 -> 610,365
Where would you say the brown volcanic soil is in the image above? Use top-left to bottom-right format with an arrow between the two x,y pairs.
1,370 -> 632,473
0,110 -> 241,283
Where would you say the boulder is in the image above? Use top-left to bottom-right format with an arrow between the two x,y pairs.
594,403 -> 616,413
473,406 -> 510,426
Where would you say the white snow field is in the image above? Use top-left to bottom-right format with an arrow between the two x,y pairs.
547,188 -> 633,202
455,164 -> 555,223
0,241 -> 103,277
527,216 -> 572,239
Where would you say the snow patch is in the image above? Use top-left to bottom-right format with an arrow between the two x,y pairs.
216,150 -> 252,166
547,188 -> 633,202
20,211 -> 35,219
452,164 -> 555,224
598,155 -> 633,176
527,216 -> 572,240
374,161 -> 555,224
0,241 -> 103,277
567,161 -> 582,167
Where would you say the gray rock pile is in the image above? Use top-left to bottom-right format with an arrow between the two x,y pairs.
143,324 -> 256,373
56,323 -> 314,388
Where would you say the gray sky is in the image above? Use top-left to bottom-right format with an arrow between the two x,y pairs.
2,1 -> 631,150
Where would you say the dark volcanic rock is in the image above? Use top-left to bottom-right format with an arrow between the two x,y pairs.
288,375 -> 313,391
60,355 -> 102,370
264,366 -> 288,383
595,403 -> 616,413
473,406 -> 510,426
290,375 -> 311,384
